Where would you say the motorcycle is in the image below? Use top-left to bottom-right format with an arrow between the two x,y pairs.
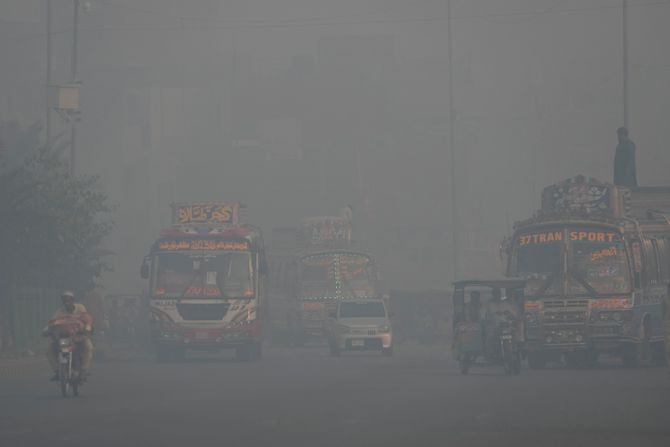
56,335 -> 84,398
499,322 -> 522,376
46,316 -> 90,398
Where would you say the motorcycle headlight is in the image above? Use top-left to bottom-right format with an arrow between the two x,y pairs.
59,338 -> 72,347
377,325 -> 391,334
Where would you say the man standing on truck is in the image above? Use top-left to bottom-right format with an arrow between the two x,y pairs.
613,127 -> 638,187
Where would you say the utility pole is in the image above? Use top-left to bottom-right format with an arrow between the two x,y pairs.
70,0 -> 80,175
447,0 -> 459,281
622,0 -> 629,129
46,0 -> 52,145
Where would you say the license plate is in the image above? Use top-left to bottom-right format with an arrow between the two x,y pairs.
195,332 -> 209,340
351,339 -> 365,347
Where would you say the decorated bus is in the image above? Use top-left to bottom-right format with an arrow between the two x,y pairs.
505,176 -> 670,368
141,202 -> 267,361
268,210 -> 381,344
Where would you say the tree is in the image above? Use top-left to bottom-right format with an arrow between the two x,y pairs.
0,124 -> 114,350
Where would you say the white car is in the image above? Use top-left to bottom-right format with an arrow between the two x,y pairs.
327,300 -> 393,356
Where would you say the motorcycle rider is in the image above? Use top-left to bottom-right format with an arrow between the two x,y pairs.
44,291 -> 94,381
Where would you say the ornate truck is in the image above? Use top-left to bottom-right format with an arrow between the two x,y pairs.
505,176 -> 670,368
141,203 -> 267,361
269,211 -> 381,345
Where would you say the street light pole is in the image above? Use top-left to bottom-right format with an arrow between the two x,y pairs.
70,0 -> 80,175
447,0 -> 458,281
622,0 -> 629,129
46,0 -> 52,146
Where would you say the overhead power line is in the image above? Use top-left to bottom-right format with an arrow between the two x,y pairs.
4,0 -> 670,42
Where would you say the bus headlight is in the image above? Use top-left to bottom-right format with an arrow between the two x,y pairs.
377,325 -> 391,334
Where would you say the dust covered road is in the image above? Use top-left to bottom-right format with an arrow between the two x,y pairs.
1,346 -> 669,446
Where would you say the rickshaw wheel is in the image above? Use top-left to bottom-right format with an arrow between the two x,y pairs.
459,354 -> 472,375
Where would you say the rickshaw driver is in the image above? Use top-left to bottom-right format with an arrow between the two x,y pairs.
483,288 -> 521,357
467,291 -> 482,323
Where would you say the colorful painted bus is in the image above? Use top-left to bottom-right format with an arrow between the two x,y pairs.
505,176 -> 670,368
141,203 -> 267,361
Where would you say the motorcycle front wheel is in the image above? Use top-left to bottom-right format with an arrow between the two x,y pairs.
59,363 -> 69,398
501,341 -> 513,375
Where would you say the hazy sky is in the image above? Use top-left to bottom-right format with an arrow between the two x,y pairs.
2,0 -> 669,292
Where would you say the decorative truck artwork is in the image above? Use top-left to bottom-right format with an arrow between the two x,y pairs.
171,202 -> 243,226
542,177 -> 613,214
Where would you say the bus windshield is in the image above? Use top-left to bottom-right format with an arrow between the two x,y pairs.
299,252 -> 377,300
513,229 -> 564,296
153,251 -> 253,299
300,255 -> 337,298
512,227 -> 631,296
568,229 -> 630,295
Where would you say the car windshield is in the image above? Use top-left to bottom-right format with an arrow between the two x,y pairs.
339,302 -> 386,318
153,251 -> 253,298
568,229 -> 630,295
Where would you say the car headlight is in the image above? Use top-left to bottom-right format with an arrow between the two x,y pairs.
377,325 -> 391,334
336,324 -> 351,334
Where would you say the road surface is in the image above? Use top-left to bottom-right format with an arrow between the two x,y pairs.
1,345 -> 669,446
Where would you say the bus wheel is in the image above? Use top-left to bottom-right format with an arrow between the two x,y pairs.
250,342 -> 263,361
651,342 -> 667,366
527,352 -> 546,369
156,346 -> 184,363
621,344 -> 640,367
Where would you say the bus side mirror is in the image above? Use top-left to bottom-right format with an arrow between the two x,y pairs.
140,261 -> 150,279
634,271 -> 641,289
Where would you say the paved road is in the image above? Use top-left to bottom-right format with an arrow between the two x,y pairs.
1,345 -> 669,447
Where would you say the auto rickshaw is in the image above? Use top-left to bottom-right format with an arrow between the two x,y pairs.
452,279 -> 526,375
